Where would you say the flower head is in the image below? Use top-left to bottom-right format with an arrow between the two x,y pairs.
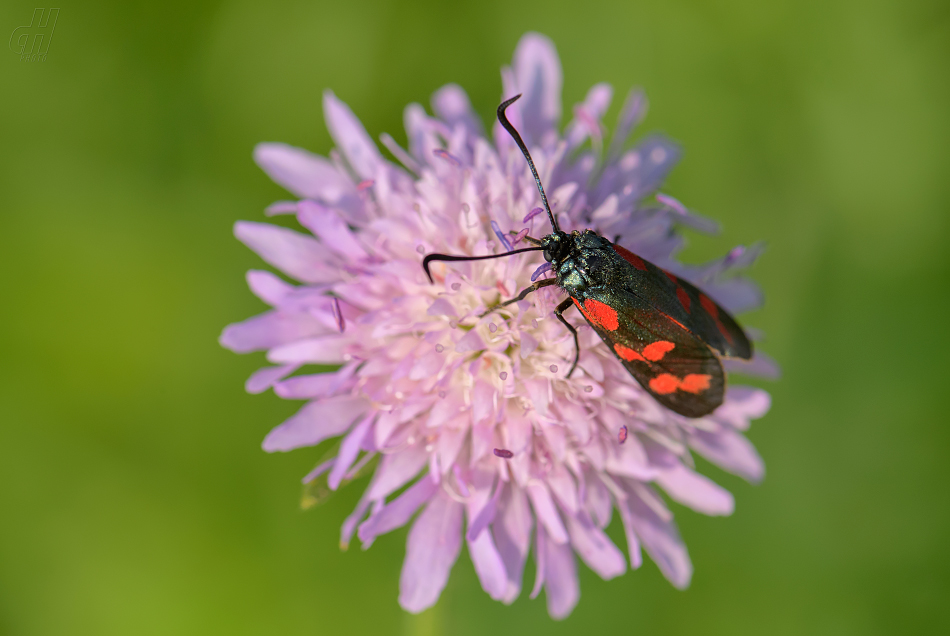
222,33 -> 773,619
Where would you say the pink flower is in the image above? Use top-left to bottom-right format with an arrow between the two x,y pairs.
222,32 -> 773,619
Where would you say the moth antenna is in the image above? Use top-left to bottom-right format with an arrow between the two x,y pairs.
497,95 -> 560,233
422,246 -> 545,283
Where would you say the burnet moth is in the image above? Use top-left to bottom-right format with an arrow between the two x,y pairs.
423,95 -> 753,418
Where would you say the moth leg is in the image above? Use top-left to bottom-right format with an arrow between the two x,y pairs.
480,278 -> 557,317
554,298 -> 580,378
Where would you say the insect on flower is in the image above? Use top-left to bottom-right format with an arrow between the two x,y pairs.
424,95 -> 754,418
222,32 -> 774,620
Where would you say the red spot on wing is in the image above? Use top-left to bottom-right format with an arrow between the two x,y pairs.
699,293 -> 719,318
642,340 -> 675,362
717,321 -> 735,344
584,298 -> 619,331
649,374 -> 680,395
660,311 -> 688,331
679,374 -> 712,394
699,293 -> 734,344
613,244 -> 648,271
614,343 -> 645,362
676,287 -> 691,312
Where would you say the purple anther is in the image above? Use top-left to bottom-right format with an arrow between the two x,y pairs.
330,297 -> 345,333
584,385 -> 594,393
432,148 -> 461,166
511,228 -> 530,245
549,364 -> 558,373
493,448 -> 514,459
657,193 -> 687,215
451,282 -> 461,291
489,323 -> 497,333
618,425 -> 628,444
531,262 -> 553,282
499,371 -> 508,381
726,245 -> 745,264
491,220 -> 513,251
356,179 -> 375,191
523,207 -> 544,223
435,344 -> 444,353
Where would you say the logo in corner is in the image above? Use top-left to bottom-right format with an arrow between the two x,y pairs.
9,8 -> 59,62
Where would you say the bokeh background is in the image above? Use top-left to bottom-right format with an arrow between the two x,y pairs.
2,0 -> 948,634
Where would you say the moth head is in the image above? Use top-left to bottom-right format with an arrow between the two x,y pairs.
541,231 -> 571,264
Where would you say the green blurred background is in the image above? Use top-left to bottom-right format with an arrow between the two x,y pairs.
1,0 -> 948,633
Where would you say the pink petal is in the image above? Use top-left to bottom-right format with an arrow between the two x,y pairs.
253,142 -> 354,201
323,90 -> 383,180
357,475 -> 438,544
615,496 -> 643,569
584,474 -> 613,529
471,380 -> 495,424
234,221 -> 338,284
564,514 -> 626,580
398,491 -> 464,613
565,83 -> 613,149
523,379 -> 550,416
274,369 -> 351,400
328,414 -> 373,489
723,352 -> 781,380
492,484 -> 532,603
546,464 -> 578,513
244,364 -> 298,394
655,463 -> 735,516
526,482 -> 568,544
542,528 -> 580,620
715,386 -> 773,430
267,335 -> 348,364
625,485 -> 692,589
467,530 -> 509,601
437,420 -> 468,474
340,489 -> 374,550
301,458 -> 334,484
703,276 -> 763,314
688,427 -> 765,483
296,201 -> 369,259
607,88 -> 647,159
505,409 -> 532,454
262,396 -> 369,452
366,443 -> 428,500
264,200 -> 298,216
426,393 -> 462,429
409,351 -> 444,381
426,298 -> 457,317
511,32 -> 563,145
604,429 -> 658,480
246,269 -> 293,306
220,310 -> 329,353
466,478 -> 502,542
455,329 -> 485,353
431,83 -> 484,137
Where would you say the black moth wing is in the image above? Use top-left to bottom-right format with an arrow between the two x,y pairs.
612,244 -> 753,360
572,287 -> 725,418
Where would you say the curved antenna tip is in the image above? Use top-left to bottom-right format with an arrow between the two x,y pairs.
496,96 -> 559,233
